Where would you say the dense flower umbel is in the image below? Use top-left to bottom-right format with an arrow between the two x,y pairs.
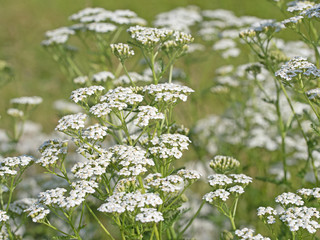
275,56 -> 320,82
0,211 -> 9,223
235,228 -> 271,240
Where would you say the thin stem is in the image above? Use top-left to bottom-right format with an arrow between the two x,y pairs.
177,201 -> 205,239
85,202 -> 115,240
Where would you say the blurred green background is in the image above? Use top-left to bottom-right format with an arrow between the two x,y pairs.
0,0 -> 281,131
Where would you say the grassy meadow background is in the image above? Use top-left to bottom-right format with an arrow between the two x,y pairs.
0,0 -> 281,132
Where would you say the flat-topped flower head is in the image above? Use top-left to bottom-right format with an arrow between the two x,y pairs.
281,16 -> 304,28
203,189 -> 230,203
134,106 -> 164,128
229,174 -> 252,186
302,3 -> 320,18
235,228 -> 271,240
287,1 -> 314,12
240,19 -> 283,38
128,25 -> 173,49
0,211 -> 9,223
148,133 -> 191,159
70,85 -> 105,104
38,188 -> 67,206
146,174 -> 184,193
275,56 -> 320,82
98,191 -> 163,215
135,208 -> 164,223
275,192 -> 304,206
81,124 -> 108,141
279,206 -> 320,233
71,155 -> 111,179
207,174 -> 233,188
73,75 -> 89,85
55,113 -> 87,133
110,145 -> 154,177
210,155 -> 240,173
111,43 -> 135,61
92,71 -> 115,83
10,96 -> 43,106
177,169 -> 201,182
25,203 -> 50,222
100,86 -> 144,105
86,22 -> 117,33
143,83 -> 194,103
306,88 -> 320,101
7,108 -> 24,118
37,139 -> 68,167
1,155 -> 34,168
257,206 -> 277,224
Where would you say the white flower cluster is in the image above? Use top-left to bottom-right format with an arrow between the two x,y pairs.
100,86 -> 143,105
70,85 -> 105,104
240,19 -> 283,38
297,187 -> 320,198
37,139 -> 68,167
0,155 -> 33,177
302,4 -> 320,19
26,180 -> 98,222
92,71 -> 115,83
25,203 -> 50,222
275,192 -> 304,206
98,191 -> 163,214
7,108 -> 24,118
10,96 -> 43,105
235,228 -> 271,240
208,174 -> 233,187
73,75 -> 89,84
148,133 -> 190,159
146,173 -> 184,193
110,43 -> 135,60
287,1 -> 314,13
135,208 -> 164,223
81,124 -> 108,141
0,211 -> 9,223
204,170 -> 252,204
257,206 -> 277,224
42,27 -> 75,46
87,22 -> 117,33
55,113 -> 87,132
69,7 -> 146,26
89,87 -> 144,118
1,155 -> 33,168
134,106 -> 164,128
71,151 -> 111,179
38,188 -> 67,206
203,189 -> 230,202
306,88 -> 320,100
110,145 -> 154,177
279,206 -> 320,233
177,169 -> 202,182
275,56 -> 320,81
128,25 -> 193,49
153,6 -> 202,33
143,83 -> 194,103
113,72 -> 152,86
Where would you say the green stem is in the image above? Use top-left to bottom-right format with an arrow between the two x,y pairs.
168,64 -> 173,83
177,201 -> 205,239
85,202 -> 115,240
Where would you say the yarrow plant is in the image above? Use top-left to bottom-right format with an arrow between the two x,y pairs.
6,2 -> 320,240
